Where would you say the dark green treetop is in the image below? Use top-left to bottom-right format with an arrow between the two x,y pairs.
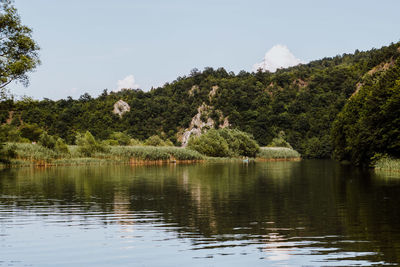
0,0 -> 40,91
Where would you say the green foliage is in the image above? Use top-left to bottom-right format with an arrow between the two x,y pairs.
39,131 -> 56,149
6,142 -> 58,161
332,58 -> 400,164
0,142 -> 203,164
303,136 -> 331,159
103,139 -> 119,146
257,147 -> 301,159
0,142 -> 16,163
144,135 -> 173,147
188,128 -> 259,157
109,132 -> 131,146
10,115 -> 20,126
374,156 -> 400,171
19,123 -> 43,141
0,0 -> 40,90
55,138 -> 69,154
129,138 -> 142,146
218,128 -> 260,157
107,146 -> 203,161
0,124 -> 21,142
76,131 -> 108,157
188,129 -> 230,157
4,42 -> 400,161
268,131 -> 292,148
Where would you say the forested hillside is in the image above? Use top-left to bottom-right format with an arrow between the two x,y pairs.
1,42 -> 400,159
332,52 -> 400,165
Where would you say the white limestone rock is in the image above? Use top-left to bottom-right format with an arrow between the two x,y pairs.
179,102 -> 230,147
113,100 -> 130,117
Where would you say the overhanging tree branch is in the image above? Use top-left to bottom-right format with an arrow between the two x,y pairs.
0,79 -> 11,89
0,0 -> 40,92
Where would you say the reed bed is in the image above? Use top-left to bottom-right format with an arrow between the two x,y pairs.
3,143 -> 203,166
103,146 -> 204,161
3,143 -> 302,166
5,143 -> 63,162
374,157 -> 400,172
257,147 -> 301,160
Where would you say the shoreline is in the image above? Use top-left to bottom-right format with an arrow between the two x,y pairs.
0,143 -> 304,168
255,157 -> 301,162
0,157 -> 302,168
4,157 -> 400,174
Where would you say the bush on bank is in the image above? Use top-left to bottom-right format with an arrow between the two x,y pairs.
187,128 -> 259,157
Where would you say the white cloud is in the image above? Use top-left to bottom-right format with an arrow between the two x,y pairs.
115,74 -> 139,92
253,44 -> 304,72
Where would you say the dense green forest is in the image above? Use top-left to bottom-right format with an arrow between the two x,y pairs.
1,42 -> 400,160
332,54 -> 400,165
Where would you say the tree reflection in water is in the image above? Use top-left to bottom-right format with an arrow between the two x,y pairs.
0,161 -> 400,266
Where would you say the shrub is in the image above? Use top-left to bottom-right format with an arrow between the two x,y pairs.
76,131 -> 108,156
0,125 -> 21,142
130,138 -> 142,146
268,131 -> 292,148
144,135 -> 173,146
303,136 -> 331,159
188,129 -> 230,157
219,128 -> 259,157
109,132 -> 131,146
103,139 -> 119,146
188,128 -> 259,157
163,139 -> 174,146
20,123 -> 43,142
0,143 -> 16,163
55,138 -> 70,154
39,132 -> 56,149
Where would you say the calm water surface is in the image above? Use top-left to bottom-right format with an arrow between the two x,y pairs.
1,160 -> 400,266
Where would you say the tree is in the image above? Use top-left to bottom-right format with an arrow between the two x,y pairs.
76,131 -> 108,157
188,129 -> 259,157
0,0 -> 40,90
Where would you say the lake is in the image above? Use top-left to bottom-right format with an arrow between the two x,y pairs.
1,160 -> 400,266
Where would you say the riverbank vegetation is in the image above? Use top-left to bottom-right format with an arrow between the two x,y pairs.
374,157 -> 400,172
332,56 -> 400,166
257,147 -> 301,160
1,142 -> 205,166
1,5 -> 399,168
187,128 -> 259,157
0,127 -> 303,166
0,142 -> 302,167
2,42 -> 399,162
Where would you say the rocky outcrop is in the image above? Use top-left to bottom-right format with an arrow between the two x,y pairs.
209,85 -> 218,101
113,100 -> 130,117
367,58 -> 395,75
352,58 -> 396,98
6,111 -> 14,124
178,103 -> 229,147
292,79 -> 308,89
188,85 -> 199,97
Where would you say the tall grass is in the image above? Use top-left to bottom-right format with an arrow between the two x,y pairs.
4,143 -> 203,165
4,143 -> 303,166
257,147 -> 301,159
374,157 -> 400,171
103,146 -> 204,161
5,142 -> 64,162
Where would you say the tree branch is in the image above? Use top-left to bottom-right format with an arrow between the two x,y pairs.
0,79 -> 12,89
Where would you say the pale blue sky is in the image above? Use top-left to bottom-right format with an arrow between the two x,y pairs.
10,0 -> 400,99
